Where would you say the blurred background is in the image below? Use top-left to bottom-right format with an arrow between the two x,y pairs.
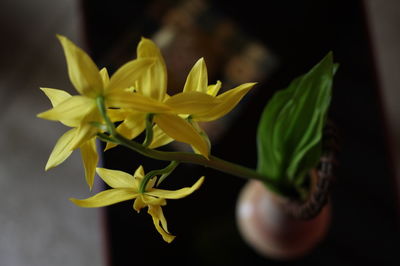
0,0 -> 399,265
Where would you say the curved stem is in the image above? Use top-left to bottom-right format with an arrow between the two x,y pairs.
95,95 -> 283,193
113,133 -> 279,187
139,161 -> 179,193
157,161 -> 179,186
96,96 -> 116,136
142,113 -> 155,147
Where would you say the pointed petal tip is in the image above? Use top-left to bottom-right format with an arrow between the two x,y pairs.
247,82 -> 258,90
195,57 -> 206,66
235,82 -> 258,92
56,34 -> 68,44
36,109 -> 55,120
202,153 -> 210,160
38,87 -> 55,95
248,82 -> 258,87
86,178 -> 94,191
69,197 -> 82,206
69,197 -> 86,207
133,202 -> 141,213
195,176 -> 205,189
44,161 -> 55,171
36,112 -> 44,119
164,235 -> 176,243
138,37 -> 156,50
103,143 -> 115,152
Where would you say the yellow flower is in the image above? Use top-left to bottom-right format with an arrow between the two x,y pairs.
180,58 -> 256,122
106,38 -> 213,158
38,87 -> 99,189
70,166 -> 204,243
111,38 -> 256,155
149,57 -> 257,149
37,35 -> 154,188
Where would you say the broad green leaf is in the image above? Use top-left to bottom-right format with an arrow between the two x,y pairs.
257,52 -> 337,188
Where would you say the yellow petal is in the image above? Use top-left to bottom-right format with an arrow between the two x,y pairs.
40,87 -> 72,107
137,38 -> 168,100
189,120 -> 211,155
154,114 -> 209,158
132,166 -> 146,190
104,142 -> 117,152
57,35 -> 103,97
37,95 -> 96,127
134,165 -> 145,179
147,205 -> 175,243
145,177 -> 157,191
194,82 -> 256,121
80,138 -> 99,190
123,112 -> 147,129
183,58 -> 208,93
106,58 -> 155,92
107,108 -> 132,122
148,124 -> 174,149
133,194 -> 166,212
164,91 -> 220,115
45,128 -> 76,170
106,91 -> 172,113
206,80 -> 222,97
105,112 -> 146,150
143,194 -> 166,206
70,188 -> 138,208
133,195 -> 146,212
147,176 -> 204,199
70,123 -> 98,150
99,67 -> 110,87
96,167 -> 136,189
137,37 -> 164,59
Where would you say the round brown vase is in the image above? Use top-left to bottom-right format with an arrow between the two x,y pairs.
236,180 -> 331,260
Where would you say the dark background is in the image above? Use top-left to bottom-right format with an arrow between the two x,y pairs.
80,0 -> 400,265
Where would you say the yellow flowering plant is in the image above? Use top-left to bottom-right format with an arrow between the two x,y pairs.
38,35 -> 336,242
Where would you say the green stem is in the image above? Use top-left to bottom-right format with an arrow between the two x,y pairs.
157,161 -> 179,186
96,96 -> 116,136
139,161 -> 179,193
113,133 -> 278,186
142,113 -> 154,147
95,95 -> 285,194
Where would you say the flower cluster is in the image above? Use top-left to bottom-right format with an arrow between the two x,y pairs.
38,35 -> 255,242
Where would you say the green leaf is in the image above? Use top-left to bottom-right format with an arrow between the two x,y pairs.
257,52 -> 337,188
